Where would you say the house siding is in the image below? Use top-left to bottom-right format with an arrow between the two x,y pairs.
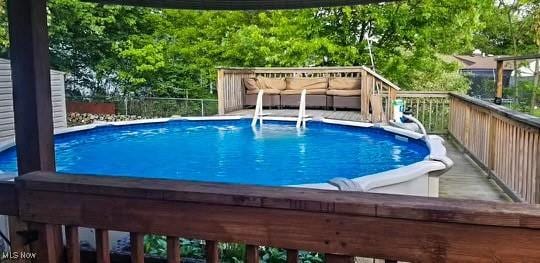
0,58 -> 67,141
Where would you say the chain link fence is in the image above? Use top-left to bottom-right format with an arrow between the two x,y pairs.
66,96 -> 219,117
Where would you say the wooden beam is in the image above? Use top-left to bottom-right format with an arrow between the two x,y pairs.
286,249 -> 298,263
17,172 -> 540,229
326,254 -> 354,263
166,236 -> 181,263
245,245 -> 259,263
205,240 -> 219,263
95,229 -> 110,263
85,0 -> 393,10
65,226 -> 80,263
34,223 -> 63,263
7,0 -> 55,174
217,69 -> 225,115
130,233 -> 145,263
495,54 -> 540,61
495,60 -> 504,105
0,181 -> 17,216
15,172 -> 540,262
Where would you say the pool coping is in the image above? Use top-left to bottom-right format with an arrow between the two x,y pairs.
0,116 -> 452,193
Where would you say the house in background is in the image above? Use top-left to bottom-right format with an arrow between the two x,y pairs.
443,50 -> 514,99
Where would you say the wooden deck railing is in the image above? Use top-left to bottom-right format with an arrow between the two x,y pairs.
449,93 -> 540,203
396,91 -> 449,134
2,172 -> 540,262
216,67 -> 399,122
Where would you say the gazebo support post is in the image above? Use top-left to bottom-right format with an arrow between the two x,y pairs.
495,60 -> 504,105
7,0 -> 61,261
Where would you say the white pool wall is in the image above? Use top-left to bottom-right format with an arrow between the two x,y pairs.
1,116 -> 451,198
296,119 -> 452,197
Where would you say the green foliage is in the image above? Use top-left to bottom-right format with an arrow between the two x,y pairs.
181,239 -> 205,259
220,243 -> 246,263
141,237 -> 324,263
299,251 -> 325,263
473,0 -> 539,55
505,80 -> 540,114
260,247 -> 287,263
0,0 -> 538,96
144,235 -> 167,256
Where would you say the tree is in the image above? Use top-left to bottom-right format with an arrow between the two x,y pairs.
1,0 -> 536,97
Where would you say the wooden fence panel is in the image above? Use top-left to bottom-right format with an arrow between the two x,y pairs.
449,93 -> 540,203
216,67 -> 400,123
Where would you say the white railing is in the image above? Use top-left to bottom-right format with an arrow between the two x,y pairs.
251,90 -> 264,127
296,89 -> 307,129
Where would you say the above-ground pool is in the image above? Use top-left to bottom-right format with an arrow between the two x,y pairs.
0,117 -> 452,196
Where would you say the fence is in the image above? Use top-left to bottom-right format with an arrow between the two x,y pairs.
449,93 -> 540,203
217,66 -> 399,121
66,96 -> 219,117
396,91 -> 450,134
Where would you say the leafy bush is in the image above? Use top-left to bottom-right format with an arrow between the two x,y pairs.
142,236 -> 325,263
144,235 -> 167,256
220,243 -> 246,263
260,247 -> 287,263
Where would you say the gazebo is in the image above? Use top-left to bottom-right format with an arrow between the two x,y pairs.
1,0 -> 540,262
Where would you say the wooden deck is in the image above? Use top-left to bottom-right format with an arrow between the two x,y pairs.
225,109 -> 511,202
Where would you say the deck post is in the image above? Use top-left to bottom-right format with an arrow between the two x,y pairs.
360,69 -> 369,121
7,0 -> 56,174
7,0 -> 59,260
495,60 -> 504,105
217,69 -> 225,115
388,87 -> 397,120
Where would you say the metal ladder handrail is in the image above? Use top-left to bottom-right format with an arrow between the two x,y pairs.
296,89 -> 307,129
251,90 -> 264,127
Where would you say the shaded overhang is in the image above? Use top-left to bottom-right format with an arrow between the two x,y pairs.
84,0 -> 392,10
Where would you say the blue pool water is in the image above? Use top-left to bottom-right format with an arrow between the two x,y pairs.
0,119 -> 429,186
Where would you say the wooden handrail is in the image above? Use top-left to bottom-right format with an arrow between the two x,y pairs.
361,66 -> 400,91
449,93 -> 540,203
449,93 -> 540,129
396,91 -> 449,97
8,171 -> 540,262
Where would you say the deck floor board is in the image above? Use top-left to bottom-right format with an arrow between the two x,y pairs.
224,109 -> 511,202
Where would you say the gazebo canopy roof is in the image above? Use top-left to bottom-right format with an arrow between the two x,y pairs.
86,0 -> 390,10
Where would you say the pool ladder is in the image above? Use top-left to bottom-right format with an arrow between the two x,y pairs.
251,90 -> 265,127
252,89 -> 309,129
296,89 -> 308,129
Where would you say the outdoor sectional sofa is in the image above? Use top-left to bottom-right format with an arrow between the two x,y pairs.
243,76 -> 363,110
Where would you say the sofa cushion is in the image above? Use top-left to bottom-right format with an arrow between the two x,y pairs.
281,89 -> 327,95
257,77 -> 287,91
242,78 -> 261,94
286,77 -> 328,90
326,89 -> 362,96
242,78 -> 262,93
329,78 -> 362,90
246,88 -> 281,95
